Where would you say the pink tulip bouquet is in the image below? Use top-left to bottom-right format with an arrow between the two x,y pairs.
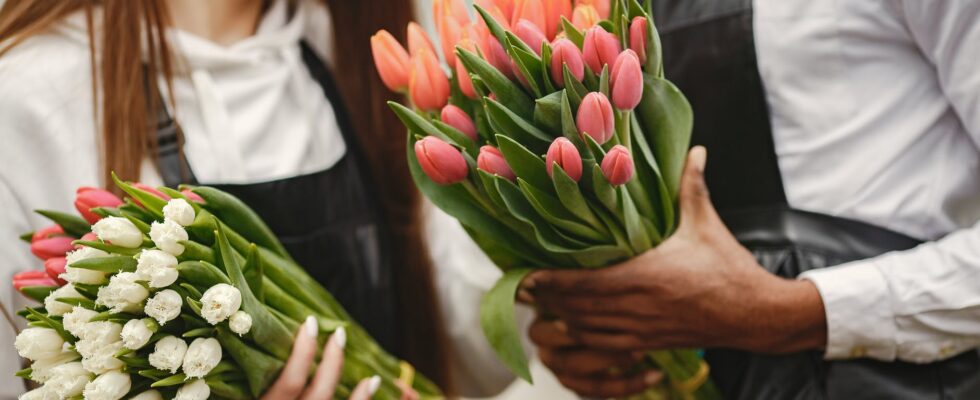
10,179 -> 440,400
374,0 -> 719,398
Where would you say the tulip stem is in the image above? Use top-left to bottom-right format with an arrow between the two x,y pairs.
616,110 -> 633,153
461,180 -> 497,214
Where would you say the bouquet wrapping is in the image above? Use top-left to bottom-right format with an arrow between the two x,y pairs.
11,178 -> 440,400
375,0 -> 718,398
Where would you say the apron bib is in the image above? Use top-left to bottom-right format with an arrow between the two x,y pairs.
152,42 -> 397,352
652,1 -> 980,398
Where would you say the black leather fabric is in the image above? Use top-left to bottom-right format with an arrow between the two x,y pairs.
152,43 -> 397,352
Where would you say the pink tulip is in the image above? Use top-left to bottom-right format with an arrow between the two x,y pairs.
371,30 -> 412,92
31,225 -> 65,242
441,105 -> 479,141
436,0 -> 471,26
601,145 -> 634,186
181,189 -> 205,203
134,183 -> 170,200
474,0 -> 513,31
512,0 -> 547,37
455,39 -> 480,99
14,270 -> 48,281
543,0 -> 573,39
76,232 -> 98,249
571,4 -> 600,30
435,0 -> 467,65
477,146 -> 516,181
74,186 -> 123,224
576,0 -> 609,18
410,48 -> 451,111
13,274 -> 58,291
576,92 -> 615,144
611,50 -> 643,109
415,136 -> 470,185
44,257 -> 68,285
629,16 -> 648,65
408,22 -> 437,57
582,27 -> 621,74
550,38 -> 585,86
30,237 -> 75,260
514,19 -> 548,55
474,28 -> 514,78
546,137 -> 583,181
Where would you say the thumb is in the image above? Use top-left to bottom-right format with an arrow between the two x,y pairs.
677,146 -> 719,230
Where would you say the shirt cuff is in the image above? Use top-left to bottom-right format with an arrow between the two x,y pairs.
799,260 -> 898,361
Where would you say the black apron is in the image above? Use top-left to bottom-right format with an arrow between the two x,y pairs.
652,1 -> 980,399
153,42 -> 397,352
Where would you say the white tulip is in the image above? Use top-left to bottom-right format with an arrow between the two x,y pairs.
96,272 -> 149,313
62,247 -> 109,284
149,219 -> 188,256
79,342 -> 124,374
62,306 -> 98,337
82,370 -> 131,400
75,321 -> 123,343
229,310 -> 253,336
29,350 -> 79,383
149,335 -> 187,373
145,289 -> 182,325
92,216 -> 144,248
18,387 -> 58,400
182,338 -> 222,378
174,379 -> 210,400
200,283 -> 242,325
45,361 -> 92,398
43,283 -> 83,316
15,328 -> 64,361
74,321 -> 125,374
121,318 -> 155,350
130,390 -> 164,400
135,249 -> 179,288
163,199 -> 196,226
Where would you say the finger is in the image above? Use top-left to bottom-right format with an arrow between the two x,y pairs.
677,146 -> 720,231
569,329 -> 649,352
522,266 -> 633,295
556,369 -> 664,398
262,316 -> 319,399
528,318 -> 577,348
561,313 -> 656,335
535,292 -> 651,317
539,347 -> 644,376
395,380 -> 420,400
300,326 -> 346,400
349,375 -> 382,400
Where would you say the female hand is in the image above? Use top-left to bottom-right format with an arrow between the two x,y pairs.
261,316 -> 381,400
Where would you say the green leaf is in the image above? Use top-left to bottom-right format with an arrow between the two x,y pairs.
534,91 -> 564,135
432,119 -> 480,158
598,64 -> 610,97
182,327 -> 214,338
485,99 -> 552,154
25,308 -> 73,342
55,297 -> 96,309
19,286 -> 55,303
72,240 -> 139,257
631,115 -> 674,234
592,165 -> 618,212
389,101 -> 472,152
517,179 -> 607,243
495,135 -> 553,195
15,368 -> 32,379
480,268 -> 534,382
560,16 -> 585,47
34,210 -> 90,237
505,34 -> 544,98
552,167 -> 605,231
68,255 -> 137,273
559,90 -> 587,152
112,172 -> 166,220
19,232 -> 33,243
478,170 -> 508,209
178,260 -> 231,287
179,283 -> 203,299
243,244 -> 264,303
192,186 -> 292,262
620,186 -> 653,253
635,75 -> 693,203
216,327 -> 285,398
150,374 -> 188,387
123,214 -> 151,234
494,177 -> 584,257
178,240 -> 216,264
563,65 -> 588,108
457,48 -> 535,120
539,44 -> 557,94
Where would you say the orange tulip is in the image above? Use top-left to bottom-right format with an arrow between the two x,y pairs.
476,0 -> 516,21
576,0 -> 609,19
408,22 -> 437,57
571,4 -> 600,30
436,4 -> 464,65
475,0 -> 513,30
409,48 -> 451,111
512,0 -> 547,36
371,30 -> 412,91
455,38 -> 479,99
543,0 -> 573,39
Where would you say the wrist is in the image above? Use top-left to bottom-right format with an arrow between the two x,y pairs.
749,277 -> 828,353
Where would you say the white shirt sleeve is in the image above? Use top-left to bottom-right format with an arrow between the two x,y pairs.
800,0 -> 980,364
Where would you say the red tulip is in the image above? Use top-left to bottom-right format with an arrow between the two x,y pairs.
543,0 -> 573,39
134,183 -> 170,200
409,48 -> 451,111
546,137 -> 583,181
571,4 -> 600,30
181,189 -> 205,203
44,257 -> 68,285
582,26 -> 621,74
550,38 -> 585,86
13,276 -> 58,291
629,16 -> 648,65
415,136 -> 470,185
31,225 -> 65,242
441,105 -> 479,141
601,145 -> 634,186
76,232 -> 98,249
477,145 -> 516,180
74,186 -> 123,224
514,19 -> 548,55
576,92 -> 615,144
13,270 -> 48,281
408,22 -> 437,57
576,0 -> 609,19
512,0 -> 547,37
30,237 -> 75,260
455,39 -> 479,99
611,50 -> 643,110
371,30 -> 412,92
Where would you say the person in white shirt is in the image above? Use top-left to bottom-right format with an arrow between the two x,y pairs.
523,0 -> 980,399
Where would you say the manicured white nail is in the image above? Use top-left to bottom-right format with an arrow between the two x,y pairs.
304,316 -> 318,337
332,326 -> 347,349
367,375 -> 381,395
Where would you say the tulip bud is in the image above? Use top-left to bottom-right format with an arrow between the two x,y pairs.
601,145 -> 635,185
134,183 -> 170,200
145,289 -> 182,325
149,335 -> 187,374
546,138 -> 584,181
31,224 -> 65,242
44,283 -> 80,316
76,232 -> 98,249
149,219 -> 188,256
455,39 -> 479,99
182,338 -> 223,379
611,50 -> 643,110
550,38 -> 585,86
435,3 -> 464,65
44,257 -> 68,285
415,136 -> 470,185
63,246 -> 110,284
92,216 -> 143,248
576,0 -> 609,18
436,0 -> 471,26
46,362 -> 92,398
121,318 -> 156,350
576,92 -> 615,144
513,0 -> 547,37
229,311 -> 253,336
514,19 -> 548,55
163,198 -> 196,226
181,189 -> 205,203
15,328 -> 65,361
97,272 -> 149,313
629,16 -> 648,65
62,306 -> 97,337
13,276 -> 57,291
477,145 -> 516,180
582,26 -> 621,74
543,0 -> 573,39
476,0 -> 515,22
200,283 -> 243,325
30,236 -> 75,260
136,249 -> 179,288
14,269 -> 48,281
175,379 -> 210,400
83,371 -> 131,400
474,27 -> 514,77
571,4 -> 600,30
441,105 -> 479,141
74,187 -> 123,224
131,391 -> 163,400
409,48 -> 451,111
371,30 -> 412,92
407,22 -> 437,57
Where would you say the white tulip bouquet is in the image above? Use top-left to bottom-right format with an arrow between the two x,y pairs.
11,176 -> 440,400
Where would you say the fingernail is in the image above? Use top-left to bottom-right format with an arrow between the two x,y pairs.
304,316 -> 318,337
517,289 -> 536,304
553,320 -> 568,333
521,275 -> 536,290
332,326 -> 347,349
367,375 -> 382,395
644,370 -> 663,385
692,146 -> 707,172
